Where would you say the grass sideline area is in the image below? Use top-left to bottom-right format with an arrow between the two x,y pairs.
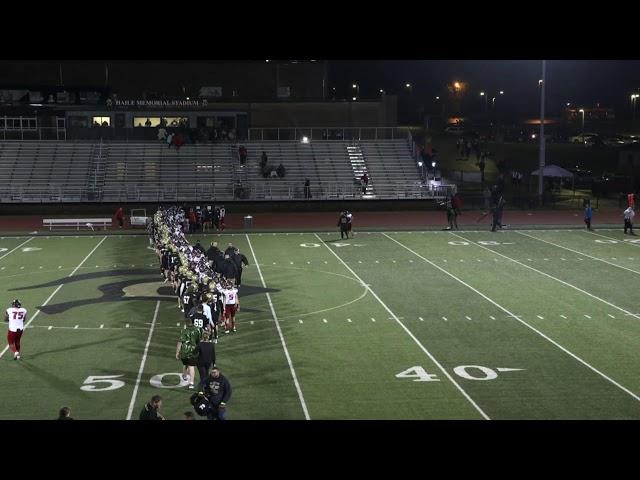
3,228 -> 640,419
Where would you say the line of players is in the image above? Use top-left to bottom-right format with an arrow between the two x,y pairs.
150,206 -> 248,342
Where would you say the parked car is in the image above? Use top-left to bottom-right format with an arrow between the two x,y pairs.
444,125 -> 464,135
602,135 -> 628,147
569,133 -> 599,144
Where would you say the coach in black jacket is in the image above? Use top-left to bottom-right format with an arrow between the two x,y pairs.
232,249 -> 249,286
221,254 -> 238,281
198,367 -> 232,420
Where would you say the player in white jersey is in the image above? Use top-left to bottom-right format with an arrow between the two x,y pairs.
5,299 -> 27,360
221,282 -> 240,334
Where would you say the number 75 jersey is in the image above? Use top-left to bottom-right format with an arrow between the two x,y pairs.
6,307 -> 27,332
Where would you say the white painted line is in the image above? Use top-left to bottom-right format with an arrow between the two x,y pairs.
560,315 -> 567,319
126,301 -> 161,420
442,316 -> 448,321
465,316 -> 472,321
588,230 -> 640,247
1,236 -> 107,360
0,237 -> 34,261
315,233 -> 489,420
47,326 -> 52,330
388,233 -> 640,405
419,316 -> 424,321
608,314 -> 616,318
409,259 -> 414,263
537,315 -> 544,320
489,315 -> 496,320
100,324 -> 104,329
451,232 -> 640,321
584,315 -> 592,319
322,319 -> 327,323
560,258 -> 566,261
518,231 -> 640,276
371,317 -> 376,322
347,318 -> 352,323
246,234 -> 310,420
74,325 -> 79,329
298,319 -> 303,324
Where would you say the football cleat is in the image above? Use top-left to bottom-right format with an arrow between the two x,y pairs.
232,327 -> 237,332
188,383 -> 195,390
182,373 -> 189,381
225,330 -> 229,334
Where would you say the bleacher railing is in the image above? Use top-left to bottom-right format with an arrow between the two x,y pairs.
0,181 -> 454,203
248,127 -> 413,142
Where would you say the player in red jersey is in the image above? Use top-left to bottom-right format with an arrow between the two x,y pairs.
5,299 -> 27,360
221,281 -> 239,334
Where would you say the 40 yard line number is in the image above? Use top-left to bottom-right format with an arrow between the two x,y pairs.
396,365 -> 524,382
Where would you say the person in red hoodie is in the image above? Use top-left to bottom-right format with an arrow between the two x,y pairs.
115,207 -> 124,228
188,208 -> 197,233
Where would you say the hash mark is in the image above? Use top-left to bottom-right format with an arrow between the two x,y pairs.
537,315 -> 544,319
584,315 -> 592,319
560,315 -> 567,319
608,314 -> 616,318
74,325 -> 79,329
322,319 -> 327,323
347,318 -> 352,323
48,326 -> 52,330
418,317 -> 424,321
489,315 -> 496,320
465,316 -> 472,321
442,316 -> 448,321
100,324 -> 104,329
299,319 -> 303,324
125,323 -> 130,328
371,317 -> 376,322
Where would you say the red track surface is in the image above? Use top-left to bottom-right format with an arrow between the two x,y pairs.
0,209 -> 627,232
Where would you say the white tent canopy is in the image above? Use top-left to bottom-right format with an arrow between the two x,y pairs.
530,164 -> 574,177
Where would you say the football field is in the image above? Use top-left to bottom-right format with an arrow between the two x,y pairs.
2,228 -> 640,420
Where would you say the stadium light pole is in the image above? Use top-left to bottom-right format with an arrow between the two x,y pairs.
537,60 -> 546,205
579,109 -> 585,135
632,94 -> 639,121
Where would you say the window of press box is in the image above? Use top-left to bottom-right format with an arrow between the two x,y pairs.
134,117 -> 189,127
92,116 -> 111,126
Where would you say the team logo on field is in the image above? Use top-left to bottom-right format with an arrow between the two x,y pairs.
10,269 -> 279,315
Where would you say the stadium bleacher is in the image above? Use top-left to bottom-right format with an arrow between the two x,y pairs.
0,138 -> 453,202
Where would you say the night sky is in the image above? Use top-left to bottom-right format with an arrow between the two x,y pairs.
329,60 -> 640,115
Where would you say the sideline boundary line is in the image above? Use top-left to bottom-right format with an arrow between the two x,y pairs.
314,233 -> 490,420
245,234 -> 310,420
383,233 -> 640,405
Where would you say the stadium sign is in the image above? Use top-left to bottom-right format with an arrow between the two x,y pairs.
108,99 -> 209,108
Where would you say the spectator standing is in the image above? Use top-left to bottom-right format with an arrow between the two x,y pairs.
276,163 -> 286,178
57,407 -> 73,420
114,207 -> 124,228
260,151 -> 268,170
166,132 -> 174,149
145,118 -> 152,127
456,137 -> 463,156
360,173 -> 369,194
239,146 -> 247,165
624,206 -> 635,235
139,395 -> 165,420
157,127 -> 167,142
584,202 -> 593,231
304,178 -> 312,199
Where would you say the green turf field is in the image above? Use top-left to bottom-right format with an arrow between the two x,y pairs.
2,228 -> 640,420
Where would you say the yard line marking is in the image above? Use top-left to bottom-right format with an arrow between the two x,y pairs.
518,231 -> 640,276
315,234 -> 489,420
246,234 -> 309,420
47,326 -> 52,330
560,315 -> 567,319
537,315 -> 544,319
0,237 -> 34,261
450,232 -> 640,321
1,236 -> 106,360
126,301 -> 160,420
489,315 -> 496,320
584,315 -> 592,319
587,230 -> 640,247
383,233 -> 640,405
100,324 -> 104,329
442,316 -> 448,321
74,325 -> 79,329
608,314 -> 616,318
465,316 -> 472,321
419,316 -> 424,321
